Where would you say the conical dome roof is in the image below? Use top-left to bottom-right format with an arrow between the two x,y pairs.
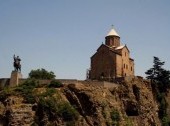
106,27 -> 119,37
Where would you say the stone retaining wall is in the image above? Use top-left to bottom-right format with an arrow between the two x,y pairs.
79,80 -> 118,88
0,78 -> 78,88
0,78 -> 10,89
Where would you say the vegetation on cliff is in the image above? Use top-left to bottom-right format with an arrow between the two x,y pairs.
145,56 -> 170,125
29,68 -> 56,79
0,79 -> 78,125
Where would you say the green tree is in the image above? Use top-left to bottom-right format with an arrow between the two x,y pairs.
29,68 -> 56,79
145,56 -> 170,125
145,57 -> 170,93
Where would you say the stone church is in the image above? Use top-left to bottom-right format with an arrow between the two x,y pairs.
89,27 -> 134,80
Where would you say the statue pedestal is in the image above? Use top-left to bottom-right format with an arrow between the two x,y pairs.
9,71 -> 22,87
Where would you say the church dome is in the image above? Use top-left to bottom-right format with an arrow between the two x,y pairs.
106,27 -> 119,37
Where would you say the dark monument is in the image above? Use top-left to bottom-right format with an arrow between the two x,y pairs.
10,54 -> 22,87
13,54 -> 21,72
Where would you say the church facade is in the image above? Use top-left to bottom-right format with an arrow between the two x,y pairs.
89,27 -> 134,80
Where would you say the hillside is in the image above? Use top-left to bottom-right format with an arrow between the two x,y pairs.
0,77 -> 169,126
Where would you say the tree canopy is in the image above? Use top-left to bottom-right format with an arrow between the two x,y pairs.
29,68 -> 56,79
145,56 -> 170,125
145,56 -> 170,92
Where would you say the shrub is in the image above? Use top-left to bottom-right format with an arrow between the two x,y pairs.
29,68 -> 56,79
35,88 -> 79,124
39,96 -> 58,113
38,88 -> 56,98
58,102 -> 79,121
39,97 -> 79,121
15,79 -> 38,103
48,80 -> 63,88
110,109 -> 120,121
156,92 -> 168,119
110,108 -> 120,126
162,116 -> 170,126
0,87 -> 13,101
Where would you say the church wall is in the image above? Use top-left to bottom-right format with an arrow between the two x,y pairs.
121,47 -> 132,76
116,55 -> 123,77
90,47 -> 107,79
109,51 -> 117,78
90,46 -> 116,80
130,59 -> 135,76
90,46 -> 135,80
115,49 -> 122,54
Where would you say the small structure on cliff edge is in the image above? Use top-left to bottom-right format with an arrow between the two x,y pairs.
88,26 -> 135,81
9,54 -> 22,87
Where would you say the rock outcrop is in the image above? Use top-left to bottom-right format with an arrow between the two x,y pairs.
0,96 -> 34,126
166,91 -> 170,119
0,77 -> 163,126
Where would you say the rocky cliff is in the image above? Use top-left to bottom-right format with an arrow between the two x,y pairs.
0,77 -> 165,126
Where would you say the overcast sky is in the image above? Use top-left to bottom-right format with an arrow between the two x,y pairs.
0,0 -> 170,79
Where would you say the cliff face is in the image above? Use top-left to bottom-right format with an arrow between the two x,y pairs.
166,91 -> 170,119
0,77 -> 162,126
0,96 -> 34,126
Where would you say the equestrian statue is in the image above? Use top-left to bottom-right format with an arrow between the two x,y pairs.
13,54 -> 21,72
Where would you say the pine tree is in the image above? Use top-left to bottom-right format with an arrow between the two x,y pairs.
145,56 -> 170,125
145,56 -> 170,93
